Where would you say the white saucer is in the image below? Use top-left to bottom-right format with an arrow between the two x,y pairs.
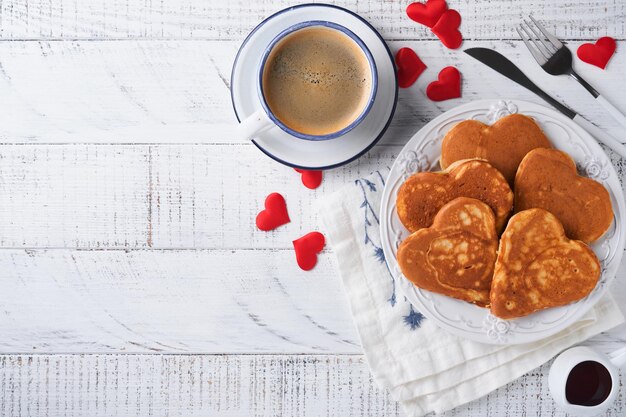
380,99 -> 626,345
230,4 -> 398,170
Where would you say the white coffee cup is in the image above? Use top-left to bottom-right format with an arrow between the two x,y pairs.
237,20 -> 378,142
549,345 -> 626,416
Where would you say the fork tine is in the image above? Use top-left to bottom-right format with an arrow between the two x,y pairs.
529,15 -> 563,49
516,26 -> 547,65
518,24 -> 550,63
524,19 -> 558,54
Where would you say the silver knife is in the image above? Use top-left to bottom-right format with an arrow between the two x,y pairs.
465,47 -> 626,159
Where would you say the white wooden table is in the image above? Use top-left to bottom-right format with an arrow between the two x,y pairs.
0,1 -> 625,415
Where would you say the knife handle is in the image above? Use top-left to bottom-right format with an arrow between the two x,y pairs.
596,95 -> 626,131
573,114 -> 626,159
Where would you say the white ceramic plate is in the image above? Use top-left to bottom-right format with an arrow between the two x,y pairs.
380,99 -> 625,345
230,4 -> 398,170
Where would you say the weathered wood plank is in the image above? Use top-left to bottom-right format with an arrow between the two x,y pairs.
0,145 -> 152,248
0,143 -> 398,249
0,354 -> 624,417
0,249 -> 360,353
0,0 -> 624,41
0,248 -> 623,353
2,143 -> 625,250
1,40 -> 625,145
148,144 -> 399,250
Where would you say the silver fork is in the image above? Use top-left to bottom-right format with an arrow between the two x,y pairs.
517,16 -> 626,131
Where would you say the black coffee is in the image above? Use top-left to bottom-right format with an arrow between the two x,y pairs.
565,360 -> 612,406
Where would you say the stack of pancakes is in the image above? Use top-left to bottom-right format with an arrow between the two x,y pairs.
396,114 -> 613,320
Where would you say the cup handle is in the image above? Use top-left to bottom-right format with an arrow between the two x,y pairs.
608,345 -> 626,368
238,108 -> 274,141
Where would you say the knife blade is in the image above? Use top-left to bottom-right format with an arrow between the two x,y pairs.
464,47 -> 626,159
465,47 -> 575,118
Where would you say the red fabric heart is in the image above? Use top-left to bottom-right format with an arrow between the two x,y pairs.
256,193 -> 290,231
395,48 -> 427,88
294,169 -> 323,189
406,0 -> 448,28
293,232 -> 325,271
432,9 -> 463,49
577,37 -> 616,69
426,66 -> 461,102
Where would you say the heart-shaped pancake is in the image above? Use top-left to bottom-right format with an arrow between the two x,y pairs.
491,208 -> 601,319
440,114 -> 552,185
397,159 -> 513,234
515,148 -> 613,243
398,197 -> 498,306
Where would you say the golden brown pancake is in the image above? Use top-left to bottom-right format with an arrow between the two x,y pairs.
440,114 -> 552,184
396,159 -> 513,234
398,197 -> 498,306
491,208 -> 600,319
515,148 -> 613,243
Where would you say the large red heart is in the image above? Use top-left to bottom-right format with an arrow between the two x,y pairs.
395,47 -> 427,88
577,37 -> 616,69
256,193 -> 290,231
293,232 -> 325,271
294,169 -> 323,189
431,9 -> 463,49
406,0 -> 447,28
426,66 -> 461,101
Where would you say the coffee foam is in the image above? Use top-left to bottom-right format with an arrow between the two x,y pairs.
262,26 -> 373,136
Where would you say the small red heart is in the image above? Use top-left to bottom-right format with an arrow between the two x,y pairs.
293,232 -> 325,271
256,193 -> 290,231
426,66 -> 461,102
406,0 -> 448,28
294,169 -> 323,189
395,48 -> 427,88
577,37 -> 616,69
431,9 -> 463,49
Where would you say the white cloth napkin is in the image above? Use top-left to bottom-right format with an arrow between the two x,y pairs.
318,169 -> 624,416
